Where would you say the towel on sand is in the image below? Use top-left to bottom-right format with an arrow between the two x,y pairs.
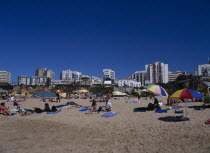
101,112 -> 119,117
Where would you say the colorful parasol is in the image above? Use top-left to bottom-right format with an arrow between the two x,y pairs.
146,85 -> 168,96
170,89 -> 204,99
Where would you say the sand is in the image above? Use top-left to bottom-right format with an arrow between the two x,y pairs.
0,97 -> 210,153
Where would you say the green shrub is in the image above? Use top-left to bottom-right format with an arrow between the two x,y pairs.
204,97 -> 210,103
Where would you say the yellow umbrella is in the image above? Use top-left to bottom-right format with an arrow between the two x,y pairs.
79,89 -> 89,93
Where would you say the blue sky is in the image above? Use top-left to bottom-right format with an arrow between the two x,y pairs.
0,0 -> 210,83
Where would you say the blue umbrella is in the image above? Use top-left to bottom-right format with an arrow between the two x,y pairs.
33,91 -> 57,98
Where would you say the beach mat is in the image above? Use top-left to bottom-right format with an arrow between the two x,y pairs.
101,112 -> 119,118
47,112 -> 59,114
155,109 -> 168,113
79,108 -> 89,111
46,109 -> 62,114
126,101 -> 143,103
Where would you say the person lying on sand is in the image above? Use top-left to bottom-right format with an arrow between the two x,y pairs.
19,109 -> 32,116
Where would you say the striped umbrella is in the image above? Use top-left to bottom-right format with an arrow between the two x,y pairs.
146,85 -> 168,96
170,89 -> 204,99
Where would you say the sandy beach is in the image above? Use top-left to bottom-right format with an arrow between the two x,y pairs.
0,97 -> 210,153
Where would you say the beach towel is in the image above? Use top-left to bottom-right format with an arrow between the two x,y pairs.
46,109 -> 62,114
61,106 -> 72,108
101,112 -> 119,117
172,106 -> 181,109
26,110 -> 35,114
56,105 -> 65,108
47,112 -> 59,114
79,108 -> 89,111
126,101 -> 143,103
205,119 -> 210,124
11,109 -> 19,112
155,109 -> 168,113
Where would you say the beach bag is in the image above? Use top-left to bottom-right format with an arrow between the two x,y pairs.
97,107 -> 103,113
52,106 -> 57,112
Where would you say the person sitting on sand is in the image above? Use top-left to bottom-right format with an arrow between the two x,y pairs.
44,103 -> 51,112
158,100 -> 163,109
0,102 -> 10,116
105,100 -> 112,112
154,97 -> 159,107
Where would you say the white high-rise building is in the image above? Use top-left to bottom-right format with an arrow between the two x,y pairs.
44,70 -> 55,80
35,68 -> 47,77
35,68 -> 54,80
60,70 -> 81,81
0,71 -> 11,84
103,69 -> 115,79
145,62 -> 169,84
197,64 -> 210,77
131,71 -> 146,86
18,76 -> 31,85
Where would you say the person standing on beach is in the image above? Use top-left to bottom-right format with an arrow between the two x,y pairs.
56,89 -> 60,102
91,98 -> 97,111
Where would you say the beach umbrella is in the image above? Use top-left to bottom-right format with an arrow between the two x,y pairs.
170,89 -> 204,99
79,89 -> 89,93
146,85 -> 168,96
112,91 -> 126,96
141,89 -> 148,92
33,91 -> 57,98
170,89 -> 204,120
75,89 -> 89,93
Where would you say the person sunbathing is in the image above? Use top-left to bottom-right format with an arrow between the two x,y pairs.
0,102 -> 10,116
19,109 -> 31,116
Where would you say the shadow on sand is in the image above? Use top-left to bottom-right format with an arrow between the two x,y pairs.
133,107 -> 147,112
158,116 -> 190,122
